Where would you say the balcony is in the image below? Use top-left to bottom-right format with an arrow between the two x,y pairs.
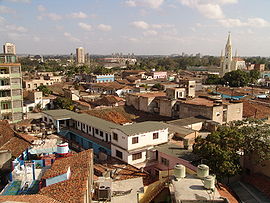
13,107 -> 22,113
0,85 -> 11,90
0,74 -> 10,78
11,84 -> 21,89
1,108 -> 12,114
0,96 -> 11,101
10,73 -> 21,78
12,95 -> 22,100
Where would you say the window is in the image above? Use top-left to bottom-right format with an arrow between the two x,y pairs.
116,150 -> 123,159
153,133 -> 159,139
132,152 -> 142,160
161,157 -> 169,166
88,126 -> 92,132
100,131 -> 104,137
113,133 -> 118,141
27,84 -> 31,88
132,137 -> 139,144
44,117 -> 47,122
95,129 -> 99,135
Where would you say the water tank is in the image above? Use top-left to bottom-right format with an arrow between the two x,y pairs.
57,143 -> 69,155
197,164 -> 209,179
203,175 -> 215,190
174,164 -> 186,179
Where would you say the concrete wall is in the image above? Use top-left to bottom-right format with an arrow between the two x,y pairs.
224,102 -> 243,123
0,150 -> 12,170
159,99 -> 177,117
126,94 -> 140,110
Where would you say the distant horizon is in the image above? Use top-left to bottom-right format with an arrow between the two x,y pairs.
1,0 -> 270,56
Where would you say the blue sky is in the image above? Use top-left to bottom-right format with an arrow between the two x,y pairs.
0,0 -> 270,56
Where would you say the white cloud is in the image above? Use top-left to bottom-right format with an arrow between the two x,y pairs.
78,22 -> 92,31
37,5 -> 46,12
0,5 -> 15,14
143,30 -> 157,36
33,36 -> 40,42
63,32 -> 81,43
0,16 -> 5,24
46,13 -> 62,21
131,21 -> 149,29
124,0 -> 165,9
97,24 -> 112,31
197,3 -> 224,19
152,24 -> 175,29
219,17 -> 270,28
4,0 -> 31,3
5,24 -> 27,32
70,11 -> 88,19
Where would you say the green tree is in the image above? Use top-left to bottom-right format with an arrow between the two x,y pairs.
151,83 -> 164,91
37,85 -> 52,95
54,97 -> 75,111
193,118 -> 270,181
249,70 -> 260,84
223,70 -> 250,87
193,125 -> 243,181
205,74 -> 221,85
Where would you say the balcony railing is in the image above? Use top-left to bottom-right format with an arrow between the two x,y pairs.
1,109 -> 12,113
13,107 -> 22,113
0,85 -> 11,90
10,73 -> 21,78
0,96 -> 11,101
11,84 -> 21,89
0,74 -> 10,78
12,95 -> 22,100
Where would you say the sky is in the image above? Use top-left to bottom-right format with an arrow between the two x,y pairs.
0,0 -> 270,56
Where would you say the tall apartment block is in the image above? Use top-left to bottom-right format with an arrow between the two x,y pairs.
76,47 -> 85,64
3,43 -> 16,55
0,53 -> 23,123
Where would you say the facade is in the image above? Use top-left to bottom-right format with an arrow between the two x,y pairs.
23,91 -> 51,113
0,54 -> 23,123
76,47 -> 85,64
23,75 -> 62,90
90,74 -> 115,83
42,110 -> 169,167
220,33 -> 246,76
3,43 -> 16,55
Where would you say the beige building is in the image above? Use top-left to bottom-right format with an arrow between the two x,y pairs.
178,98 -> 243,124
0,53 -> 23,123
23,75 -> 62,90
76,47 -> 85,64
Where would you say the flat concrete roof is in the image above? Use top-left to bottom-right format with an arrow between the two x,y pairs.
171,175 -> 221,201
167,117 -> 208,127
154,143 -> 199,162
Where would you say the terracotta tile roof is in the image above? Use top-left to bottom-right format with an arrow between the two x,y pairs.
91,82 -> 127,90
94,158 -> 152,185
242,100 -> 270,119
39,149 -> 93,203
130,92 -> 166,98
0,194 -> 60,203
182,97 -> 214,107
0,120 -> 32,157
94,95 -> 125,106
217,183 -> 239,203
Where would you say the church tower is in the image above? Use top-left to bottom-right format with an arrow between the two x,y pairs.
220,32 -> 233,76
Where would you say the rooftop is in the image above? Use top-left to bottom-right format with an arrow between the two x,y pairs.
0,194 -> 60,203
181,97 -> 215,107
130,91 -> 166,98
167,116 -> 208,127
39,149 -> 93,203
171,175 -> 221,201
44,109 -> 168,136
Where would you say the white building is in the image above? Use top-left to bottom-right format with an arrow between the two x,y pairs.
42,110 -> 169,167
76,47 -> 85,64
3,43 -> 16,55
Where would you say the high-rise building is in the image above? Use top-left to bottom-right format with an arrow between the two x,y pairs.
76,47 -> 85,64
3,43 -> 16,55
0,50 -> 23,123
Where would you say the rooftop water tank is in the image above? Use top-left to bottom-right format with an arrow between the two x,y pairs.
203,175 -> 215,190
57,143 -> 69,155
174,164 -> 186,179
197,164 -> 209,179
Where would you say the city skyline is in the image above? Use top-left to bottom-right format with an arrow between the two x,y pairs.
1,0 -> 270,56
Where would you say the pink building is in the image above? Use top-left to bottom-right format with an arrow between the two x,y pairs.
152,71 -> 167,79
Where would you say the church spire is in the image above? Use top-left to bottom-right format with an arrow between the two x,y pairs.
227,32 -> 231,46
